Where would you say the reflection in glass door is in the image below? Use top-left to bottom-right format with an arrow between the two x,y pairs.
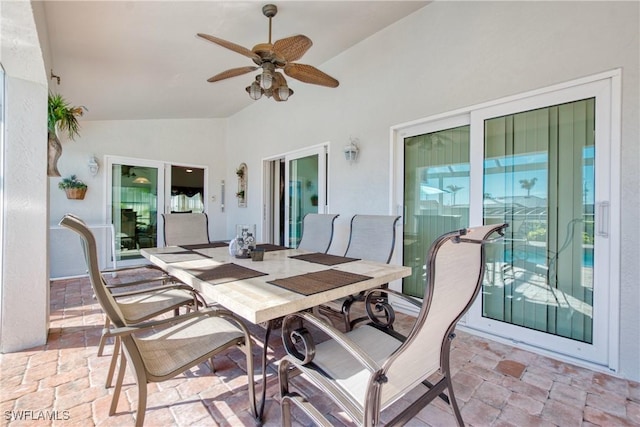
481,99 -> 595,344
403,125 -> 470,297
397,75 -> 616,368
170,165 -> 205,214
110,162 -> 162,262
285,146 -> 326,248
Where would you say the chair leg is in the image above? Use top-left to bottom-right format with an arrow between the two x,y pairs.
109,351 -> 127,416
341,296 -> 356,331
105,336 -> 121,388
242,340 -> 257,420
446,375 -> 464,427
97,316 -> 111,356
134,375 -> 148,427
278,359 -> 293,427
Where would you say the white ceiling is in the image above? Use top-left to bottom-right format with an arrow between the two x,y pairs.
39,1 -> 429,120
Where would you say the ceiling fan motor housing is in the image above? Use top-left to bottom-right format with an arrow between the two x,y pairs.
262,4 -> 278,18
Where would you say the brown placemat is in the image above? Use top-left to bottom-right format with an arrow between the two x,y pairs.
179,241 -> 229,250
153,247 -> 210,263
268,269 -> 372,296
256,244 -> 290,252
289,253 -> 360,266
185,263 -> 267,284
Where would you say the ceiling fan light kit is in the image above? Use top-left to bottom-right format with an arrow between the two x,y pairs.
198,3 -> 338,102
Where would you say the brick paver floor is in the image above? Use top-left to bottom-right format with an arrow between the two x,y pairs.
1,269 -> 638,426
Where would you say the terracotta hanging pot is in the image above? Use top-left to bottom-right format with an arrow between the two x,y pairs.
47,131 -> 62,177
64,187 -> 87,200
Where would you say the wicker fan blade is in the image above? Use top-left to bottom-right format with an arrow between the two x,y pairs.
273,35 -> 312,62
197,33 -> 261,62
284,63 -> 339,88
207,66 -> 259,83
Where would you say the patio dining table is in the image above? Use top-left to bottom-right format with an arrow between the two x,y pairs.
141,243 -> 411,423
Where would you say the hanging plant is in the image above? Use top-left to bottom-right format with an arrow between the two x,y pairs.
58,174 -> 88,200
48,93 -> 86,177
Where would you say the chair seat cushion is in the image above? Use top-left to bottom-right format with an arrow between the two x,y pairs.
117,288 -> 194,324
307,325 -> 403,408
134,314 -> 244,379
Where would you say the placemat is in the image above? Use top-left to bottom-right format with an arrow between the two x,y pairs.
185,263 -> 267,284
289,253 -> 360,266
267,269 -> 372,296
153,247 -> 210,263
179,241 -> 229,250
255,244 -> 290,252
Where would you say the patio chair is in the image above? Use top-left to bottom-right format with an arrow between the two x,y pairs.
162,212 -> 210,246
61,214 -> 207,385
60,214 -> 257,426
64,214 -> 196,359
320,214 -> 400,330
279,223 -> 507,426
297,213 -> 339,253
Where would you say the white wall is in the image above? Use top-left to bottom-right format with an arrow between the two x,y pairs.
1,0 -> 49,352
224,2 -> 639,380
44,1 -> 639,380
49,118 -> 227,277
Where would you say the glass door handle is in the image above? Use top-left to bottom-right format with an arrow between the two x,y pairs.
596,201 -> 609,237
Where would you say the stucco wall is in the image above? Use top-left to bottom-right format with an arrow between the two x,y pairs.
43,2 -> 639,380
1,0 -> 49,352
225,2 -> 639,380
48,118 -> 227,277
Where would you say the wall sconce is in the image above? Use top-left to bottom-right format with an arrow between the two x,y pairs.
344,138 -> 360,164
88,155 -> 99,176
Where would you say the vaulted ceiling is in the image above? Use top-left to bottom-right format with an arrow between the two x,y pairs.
37,1 -> 429,120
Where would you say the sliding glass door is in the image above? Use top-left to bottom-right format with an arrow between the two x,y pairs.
480,99 -> 595,344
108,159 -> 164,263
396,74 -> 618,368
284,146 -> 327,248
107,158 -> 206,264
403,123 -> 470,297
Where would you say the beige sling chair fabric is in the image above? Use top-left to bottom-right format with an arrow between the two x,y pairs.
65,214 -> 198,366
297,213 -> 340,253
162,212 -> 210,246
320,214 -> 400,331
60,214 -> 257,427
279,223 -> 507,426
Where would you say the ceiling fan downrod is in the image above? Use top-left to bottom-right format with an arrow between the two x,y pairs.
262,4 -> 277,44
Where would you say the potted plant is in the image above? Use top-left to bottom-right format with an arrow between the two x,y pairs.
48,93 -> 86,177
236,190 -> 245,199
58,175 -> 88,200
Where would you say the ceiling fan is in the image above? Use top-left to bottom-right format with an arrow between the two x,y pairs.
197,3 -> 339,102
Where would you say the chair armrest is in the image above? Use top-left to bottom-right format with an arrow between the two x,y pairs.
105,307 -> 229,337
105,275 -> 174,289
366,288 -> 422,309
100,264 -> 165,274
111,283 -> 197,298
282,312 -> 381,373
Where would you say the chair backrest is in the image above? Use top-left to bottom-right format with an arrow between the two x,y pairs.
297,213 -> 339,253
162,213 -> 209,246
379,223 -> 507,404
344,215 -> 400,263
59,214 -> 128,328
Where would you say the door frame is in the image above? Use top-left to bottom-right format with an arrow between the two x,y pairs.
106,156 -> 208,262
390,69 -> 621,373
262,143 -> 330,245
